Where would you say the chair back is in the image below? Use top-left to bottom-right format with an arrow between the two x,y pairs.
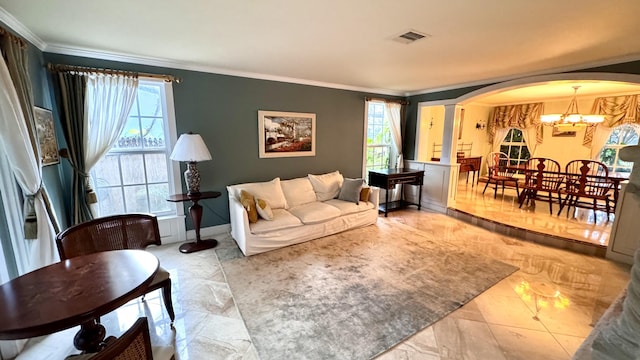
486,152 -> 513,177
524,157 -> 563,191
91,317 -> 153,360
56,214 -> 161,260
564,159 -> 611,197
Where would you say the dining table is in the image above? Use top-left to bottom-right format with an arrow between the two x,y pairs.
0,249 -> 158,353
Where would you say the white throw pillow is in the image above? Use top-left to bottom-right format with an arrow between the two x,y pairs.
281,178 -> 317,207
308,171 -> 344,201
255,198 -> 274,220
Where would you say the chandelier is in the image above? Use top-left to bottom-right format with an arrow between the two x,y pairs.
540,86 -> 605,127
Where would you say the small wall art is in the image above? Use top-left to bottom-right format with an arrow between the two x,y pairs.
258,110 -> 316,158
33,106 -> 60,166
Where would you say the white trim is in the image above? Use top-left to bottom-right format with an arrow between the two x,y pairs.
0,7 -> 46,50
362,101 -> 370,178
44,43 -> 405,96
405,55 -> 640,97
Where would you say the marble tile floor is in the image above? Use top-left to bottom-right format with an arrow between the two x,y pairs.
17,209 -> 631,360
453,180 -> 614,247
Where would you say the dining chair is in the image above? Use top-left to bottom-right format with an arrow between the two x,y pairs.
518,157 -> 564,214
483,151 -> 520,199
91,317 -> 175,360
557,159 -> 614,221
56,214 -> 175,327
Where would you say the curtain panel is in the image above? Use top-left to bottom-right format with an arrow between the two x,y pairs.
584,95 -> 640,147
54,72 -> 91,225
488,103 -> 544,145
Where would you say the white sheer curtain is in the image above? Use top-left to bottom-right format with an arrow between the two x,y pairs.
83,73 -> 138,211
0,48 -> 56,359
590,125 -> 615,159
521,125 -> 538,157
385,102 -> 403,168
492,127 -> 510,152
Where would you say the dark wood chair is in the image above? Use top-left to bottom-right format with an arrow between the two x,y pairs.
56,214 -> 175,327
91,317 -> 174,360
518,157 -> 564,214
557,160 -> 614,221
483,151 -> 520,199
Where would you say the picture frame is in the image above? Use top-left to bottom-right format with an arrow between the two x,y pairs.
258,110 -> 316,158
33,106 -> 60,166
551,126 -> 576,137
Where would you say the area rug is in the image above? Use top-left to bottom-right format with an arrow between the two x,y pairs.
217,219 -> 518,360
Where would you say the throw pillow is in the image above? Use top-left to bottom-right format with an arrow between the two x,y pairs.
240,190 -> 258,223
338,178 -> 364,204
360,187 -> 371,203
308,171 -> 344,201
255,198 -> 274,220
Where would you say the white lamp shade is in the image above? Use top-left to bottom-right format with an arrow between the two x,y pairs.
170,133 -> 212,162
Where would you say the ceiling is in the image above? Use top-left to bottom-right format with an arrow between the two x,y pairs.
2,0 -> 640,100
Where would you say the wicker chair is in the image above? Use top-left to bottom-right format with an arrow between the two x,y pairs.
92,317 -> 174,360
56,214 -> 175,327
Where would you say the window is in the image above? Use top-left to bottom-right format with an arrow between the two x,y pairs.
500,128 -> 530,167
92,79 -> 177,217
366,102 -> 393,171
599,124 -> 639,174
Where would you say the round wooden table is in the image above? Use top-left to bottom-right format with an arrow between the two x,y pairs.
0,249 -> 158,352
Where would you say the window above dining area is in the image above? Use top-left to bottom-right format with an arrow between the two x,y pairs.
599,124 -> 639,175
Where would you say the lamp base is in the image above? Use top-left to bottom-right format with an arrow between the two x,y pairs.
184,162 -> 201,195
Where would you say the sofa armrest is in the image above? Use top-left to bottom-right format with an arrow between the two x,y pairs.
229,195 -> 250,249
368,187 -> 380,209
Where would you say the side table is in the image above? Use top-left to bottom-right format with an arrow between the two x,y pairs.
167,191 -> 221,253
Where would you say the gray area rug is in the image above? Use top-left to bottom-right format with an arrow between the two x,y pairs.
217,220 -> 518,360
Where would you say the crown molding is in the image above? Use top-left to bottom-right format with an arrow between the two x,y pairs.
45,43 -> 405,97
0,7 -> 46,50
404,53 -> 640,97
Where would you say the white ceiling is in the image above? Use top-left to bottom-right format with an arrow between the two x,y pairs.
2,0 -> 640,100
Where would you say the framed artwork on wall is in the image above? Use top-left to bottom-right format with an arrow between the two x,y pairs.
33,106 -> 60,166
552,126 -> 577,137
258,110 -> 316,158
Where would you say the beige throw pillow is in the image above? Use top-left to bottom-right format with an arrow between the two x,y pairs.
255,198 -> 274,220
240,190 -> 258,223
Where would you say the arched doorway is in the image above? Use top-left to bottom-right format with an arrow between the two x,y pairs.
409,72 -> 640,252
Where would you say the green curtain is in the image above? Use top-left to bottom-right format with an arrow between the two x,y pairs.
54,72 -> 92,224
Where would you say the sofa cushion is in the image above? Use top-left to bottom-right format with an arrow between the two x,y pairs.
308,171 -> 344,201
338,178 -> 364,204
255,198 -> 274,220
240,190 -> 258,223
288,202 -> 342,225
324,199 -> 375,216
250,209 -> 303,234
228,177 -> 288,209
281,178 -> 316,207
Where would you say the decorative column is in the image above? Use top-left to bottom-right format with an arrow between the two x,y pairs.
592,145 -> 640,359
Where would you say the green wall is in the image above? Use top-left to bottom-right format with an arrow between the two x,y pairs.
43,53 -> 401,229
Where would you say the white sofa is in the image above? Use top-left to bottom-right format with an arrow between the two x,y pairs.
227,172 -> 380,256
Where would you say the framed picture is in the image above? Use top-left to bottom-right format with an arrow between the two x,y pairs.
552,126 -> 576,137
258,110 -> 316,158
33,106 -> 60,166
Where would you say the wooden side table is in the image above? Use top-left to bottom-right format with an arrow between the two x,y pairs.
167,191 -> 221,253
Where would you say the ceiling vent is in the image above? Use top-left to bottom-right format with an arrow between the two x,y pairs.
393,30 -> 430,44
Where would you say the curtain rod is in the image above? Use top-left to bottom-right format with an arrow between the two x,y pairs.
0,27 -> 27,49
47,63 -> 182,83
364,97 -> 409,105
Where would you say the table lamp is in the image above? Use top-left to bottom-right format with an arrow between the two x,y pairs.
170,133 -> 212,196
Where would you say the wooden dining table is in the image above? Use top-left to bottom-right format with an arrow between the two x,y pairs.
515,167 -> 629,210
0,249 -> 158,353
